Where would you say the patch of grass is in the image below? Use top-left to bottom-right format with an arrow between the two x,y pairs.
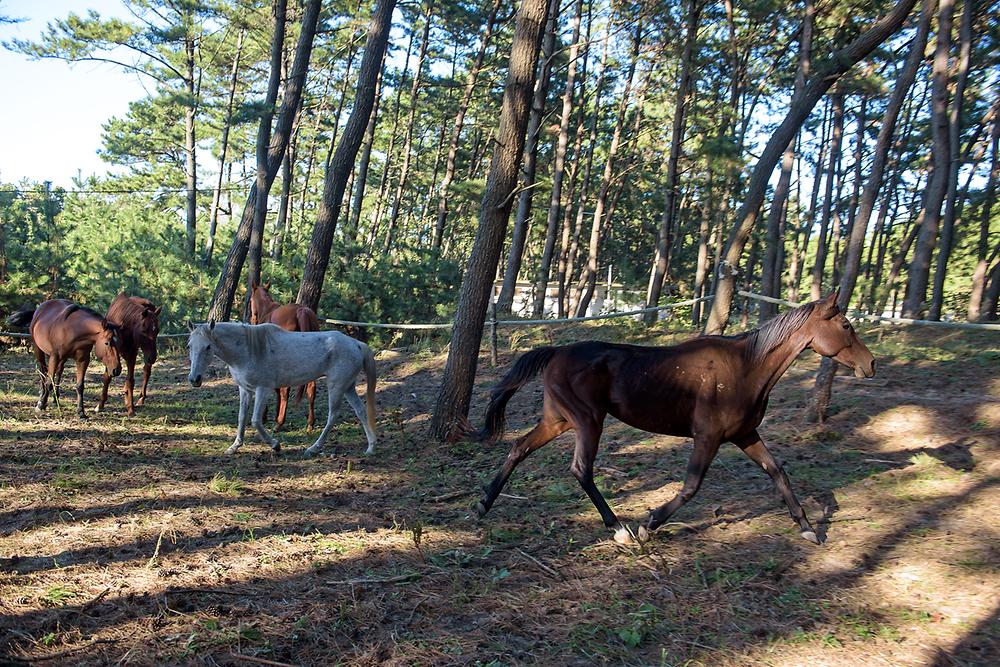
208,473 -> 245,496
50,462 -> 101,493
40,586 -> 77,606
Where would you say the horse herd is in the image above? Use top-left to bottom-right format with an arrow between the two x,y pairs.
6,289 -> 875,544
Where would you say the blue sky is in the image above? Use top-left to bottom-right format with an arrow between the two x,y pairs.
0,0 -> 147,188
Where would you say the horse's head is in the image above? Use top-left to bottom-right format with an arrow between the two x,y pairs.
807,290 -> 876,378
97,319 -> 123,377
249,281 -> 273,325
140,305 -> 162,340
187,320 -> 217,387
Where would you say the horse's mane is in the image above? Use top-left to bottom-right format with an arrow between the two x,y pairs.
107,293 -> 157,328
735,301 -> 818,365
244,323 -> 269,361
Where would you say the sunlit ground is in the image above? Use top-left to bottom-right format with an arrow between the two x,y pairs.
1,322 -> 997,666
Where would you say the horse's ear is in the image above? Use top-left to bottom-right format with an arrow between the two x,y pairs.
153,306 -> 162,317
820,289 -> 840,318
251,280 -> 258,290
263,281 -> 271,291
209,319 -> 216,330
186,320 -> 195,333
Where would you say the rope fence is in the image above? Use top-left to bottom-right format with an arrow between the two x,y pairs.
3,292 -> 999,341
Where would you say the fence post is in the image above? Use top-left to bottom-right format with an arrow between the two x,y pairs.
490,301 -> 498,367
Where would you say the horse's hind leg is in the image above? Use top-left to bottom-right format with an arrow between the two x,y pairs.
305,376 -> 348,457
251,386 -> 280,452
52,358 -> 66,404
477,416 -> 570,518
735,430 -> 819,544
274,387 -> 289,431
644,433 -> 722,537
137,346 -> 155,406
344,386 -> 376,455
306,381 -> 316,431
568,417 -> 632,542
34,348 -> 52,412
122,354 -> 137,416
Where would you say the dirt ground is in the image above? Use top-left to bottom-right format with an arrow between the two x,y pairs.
1,320 -> 998,666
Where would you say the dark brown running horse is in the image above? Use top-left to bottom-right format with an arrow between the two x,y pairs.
473,291 -> 876,545
7,299 -> 123,419
248,281 -> 319,430
97,293 -> 161,416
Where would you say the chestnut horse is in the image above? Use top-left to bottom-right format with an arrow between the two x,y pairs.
7,299 -> 123,418
248,282 -> 318,430
97,293 -> 161,416
473,291 -> 876,545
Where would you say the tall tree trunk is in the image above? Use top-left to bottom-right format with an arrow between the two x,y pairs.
902,0 -> 953,318
296,0 -> 397,312
812,0 -> 933,421
759,0 -> 814,321
573,18 -> 641,317
345,53 -> 387,255
644,0 -> 701,323
497,0 -> 561,315
429,0 -> 550,440
531,0 -> 584,318
206,0 -> 321,322
385,6 -> 433,252
876,192 -> 925,316
928,0 -> 971,319
246,0 -> 289,320
205,28 -> 245,268
969,94 -> 1000,320
811,93 -> 845,300
790,101 -> 830,301
703,0 -> 918,334
184,24 -> 198,258
433,0 -> 502,250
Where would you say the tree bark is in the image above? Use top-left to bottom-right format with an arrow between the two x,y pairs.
644,0 -> 701,323
902,0 -> 953,318
702,0 -> 918,335
345,52 -> 387,254
428,0 -> 550,440
296,0 -> 397,312
969,94 -> 1000,320
184,21 -> 198,258
810,93 -> 845,300
928,0 -> 972,319
496,0 -> 561,315
759,0 -> 814,321
206,0 -> 321,322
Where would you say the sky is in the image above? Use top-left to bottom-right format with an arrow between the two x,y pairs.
0,0 -> 148,188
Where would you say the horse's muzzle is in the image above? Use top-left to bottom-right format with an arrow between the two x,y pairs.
854,358 -> 876,379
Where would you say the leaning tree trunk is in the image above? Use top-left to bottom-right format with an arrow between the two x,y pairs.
428,0 -> 550,441
759,0 -> 814,321
531,0 -> 584,318
902,0 -> 953,318
184,27 -> 199,258
811,93 -> 845,300
344,52 -> 386,256
246,0 -> 290,319
496,0 -> 560,315
206,0 -> 321,322
928,0 -> 971,320
644,0 -> 701,324
296,0 -> 397,312
812,0 -> 933,422
703,0 -> 918,335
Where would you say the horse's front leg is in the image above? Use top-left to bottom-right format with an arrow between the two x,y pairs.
137,348 -> 156,406
74,354 -> 90,419
96,369 -> 112,413
643,433 -> 722,540
251,386 -> 280,452
734,430 -> 820,544
227,386 -> 251,455
121,354 -> 137,416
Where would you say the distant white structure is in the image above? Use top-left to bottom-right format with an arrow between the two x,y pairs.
491,280 -> 646,319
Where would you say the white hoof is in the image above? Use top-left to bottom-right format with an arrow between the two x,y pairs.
304,446 -> 320,458
637,525 -> 650,543
364,444 -> 375,456
613,525 -> 635,545
225,443 -> 241,455
801,530 -> 820,545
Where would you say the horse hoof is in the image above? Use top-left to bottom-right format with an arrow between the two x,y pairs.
127,410 -> 136,417
613,525 -> 637,545
800,530 -> 821,545
271,443 -> 281,453
225,445 -> 240,455
77,412 -> 88,421
35,405 -> 44,414
475,500 -> 488,518
304,447 -> 318,458
637,525 -> 651,543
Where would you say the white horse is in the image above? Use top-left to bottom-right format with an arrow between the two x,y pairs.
187,321 -> 377,456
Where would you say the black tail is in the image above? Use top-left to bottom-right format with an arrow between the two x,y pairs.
6,306 -> 35,329
475,346 -> 557,443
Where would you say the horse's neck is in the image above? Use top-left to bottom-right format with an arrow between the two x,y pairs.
745,330 -> 810,402
258,299 -> 279,319
211,325 -> 250,366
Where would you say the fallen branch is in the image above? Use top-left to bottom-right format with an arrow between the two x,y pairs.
516,548 -> 563,580
230,653 -> 301,667
427,489 -> 474,503
326,572 -> 422,586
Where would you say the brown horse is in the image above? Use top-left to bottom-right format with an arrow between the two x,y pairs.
97,293 -> 161,416
248,282 -> 319,430
473,291 -> 876,545
7,299 -> 123,419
